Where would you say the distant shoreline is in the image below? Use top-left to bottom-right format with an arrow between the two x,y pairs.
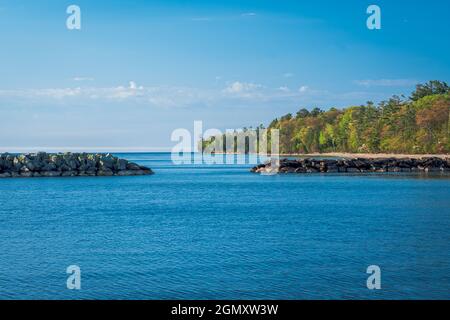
286,152 -> 449,159
213,152 -> 449,159
2,150 -> 448,160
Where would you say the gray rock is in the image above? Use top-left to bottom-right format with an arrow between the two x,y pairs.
42,162 -> 57,171
126,163 -> 141,170
99,160 -> 114,170
78,171 -> 96,177
0,152 -> 152,178
66,159 -> 79,170
61,171 -> 78,177
116,170 -> 139,176
326,165 -> 339,173
97,169 -> 114,176
116,159 -> 128,171
251,157 -> 449,175
20,171 -> 34,177
41,171 -> 62,177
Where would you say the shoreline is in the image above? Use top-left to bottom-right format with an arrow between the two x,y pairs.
252,157 -> 450,174
212,152 -> 449,159
284,152 -> 449,159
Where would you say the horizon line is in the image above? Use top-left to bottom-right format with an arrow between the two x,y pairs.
0,147 -> 176,153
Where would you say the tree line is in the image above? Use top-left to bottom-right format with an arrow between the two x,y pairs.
201,81 -> 450,155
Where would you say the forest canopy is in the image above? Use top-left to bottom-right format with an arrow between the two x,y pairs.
202,81 -> 450,154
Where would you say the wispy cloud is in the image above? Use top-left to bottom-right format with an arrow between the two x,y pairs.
72,77 -> 95,82
354,79 -> 418,87
0,87 -> 83,99
223,81 -> 262,94
0,81 -> 389,109
0,81 -> 214,108
191,12 -> 257,22
299,85 -> 309,93
190,17 -> 212,22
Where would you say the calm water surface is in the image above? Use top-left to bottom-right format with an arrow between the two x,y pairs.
0,153 -> 449,299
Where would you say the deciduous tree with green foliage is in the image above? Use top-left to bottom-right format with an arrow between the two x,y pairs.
201,81 -> 450,154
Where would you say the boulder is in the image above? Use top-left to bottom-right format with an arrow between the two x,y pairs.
97,169 -> 114,176
326,166 -> 339,173
41,171 -> 62,177
116,159 -> 128,171
61,171 -> 78,177
20,171 -> 34,178
126,163 -> 141,170
41,162 -> 57,171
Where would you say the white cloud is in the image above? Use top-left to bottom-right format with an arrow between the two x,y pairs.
0,81 -> 145,100
0,81 -> 387,109
299,85 -> 309,93
223,81 -> 262,94
241,12 -> 257,17
354,79 -> 417,87
129,81 -> 137,90
0,81 -> 271,106
38,88 -> 82,98
283,73 -> 294,78
103,81 -> 145,99
0,87 -> 83,99
73,77 -> 94,82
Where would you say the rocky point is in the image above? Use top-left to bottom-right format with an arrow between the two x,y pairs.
251,157 -> 450,174
0,152 -> 153,178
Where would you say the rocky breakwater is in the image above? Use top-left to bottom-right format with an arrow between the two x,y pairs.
0,152 -> 153,178
251,157 -> 450,174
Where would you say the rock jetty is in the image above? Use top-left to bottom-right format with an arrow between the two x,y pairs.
251,157 -> 450,174
0,152 -> 153,178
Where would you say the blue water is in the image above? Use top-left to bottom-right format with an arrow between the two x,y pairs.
0,153 -> 449,300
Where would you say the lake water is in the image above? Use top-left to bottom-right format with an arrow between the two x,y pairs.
0,152 -> 449,299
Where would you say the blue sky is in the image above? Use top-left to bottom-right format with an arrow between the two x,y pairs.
0,0 -> 449,151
